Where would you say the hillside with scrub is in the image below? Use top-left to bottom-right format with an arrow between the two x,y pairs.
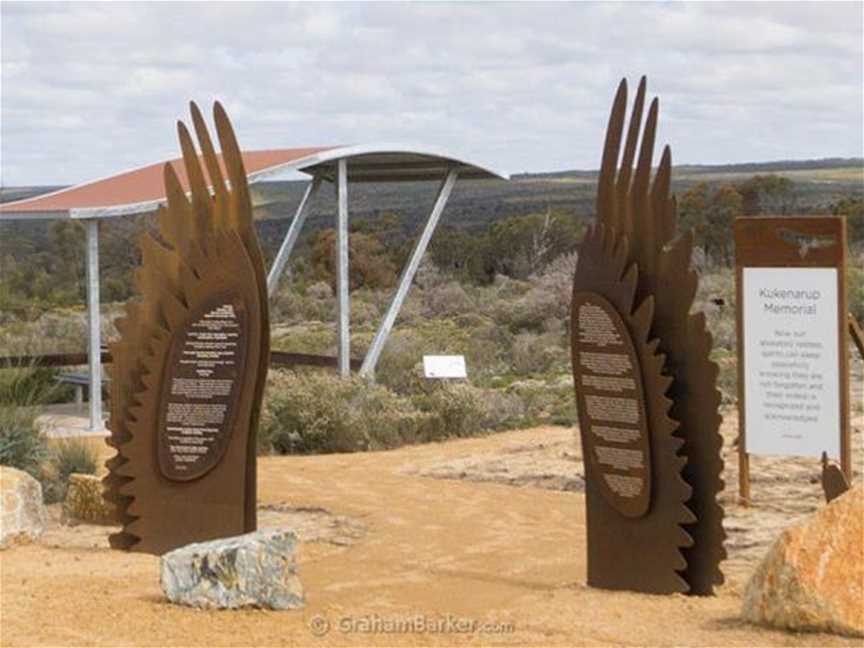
0,160 -> 862,488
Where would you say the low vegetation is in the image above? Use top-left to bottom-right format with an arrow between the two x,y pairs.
0,167 -> 861,461
0,356 -> 98,500
0,360 -> 58,478
260,361 -> 544,456
40,439 -> 100,504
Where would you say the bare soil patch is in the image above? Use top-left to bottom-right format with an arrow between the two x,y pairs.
1,371 -> 861,646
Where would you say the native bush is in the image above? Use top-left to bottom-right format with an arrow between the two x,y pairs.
410,382 -> 486,440
505,375 -> 577,426
0,357 -> 67,480
711,349 -> 738,407
510,331 -> 564,376
423,281 -> 477,318
259,368 -> 523,454
0,362 -> 69,407
0,406 -> 48,478
849,261 -> 863,324
271,280 -> 335,324
40,439 -> 100,504
261,370 -> 429,454
696,268 -> 736,353
375,330 -> 425,393
349,294 -> 381,329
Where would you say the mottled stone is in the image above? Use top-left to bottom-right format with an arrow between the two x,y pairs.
160,528 -> 304,610
63,473 -> 116,524
0,466 -> 47,549
743,484 -> 864,638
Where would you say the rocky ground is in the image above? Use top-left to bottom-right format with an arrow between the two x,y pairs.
400,412 -> 863,591
1,367 -> 861,647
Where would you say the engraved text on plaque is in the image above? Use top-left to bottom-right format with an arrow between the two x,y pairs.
572,292 -> 652,517
158,293 -> 249,481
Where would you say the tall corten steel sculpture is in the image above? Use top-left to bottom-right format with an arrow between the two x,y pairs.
571,77 -> 725,595
103,102 -> 270,555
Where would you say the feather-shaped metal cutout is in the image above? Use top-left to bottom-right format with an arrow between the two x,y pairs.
572,225 -> 694,594
572,78 -> 726,594
103,103 -> 270,555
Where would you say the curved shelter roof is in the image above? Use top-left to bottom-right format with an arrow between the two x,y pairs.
0,144 -> 504,220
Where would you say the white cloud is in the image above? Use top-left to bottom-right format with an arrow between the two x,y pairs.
1,1 -> 861,185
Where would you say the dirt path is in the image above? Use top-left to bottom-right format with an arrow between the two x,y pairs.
2,419 -> 861,647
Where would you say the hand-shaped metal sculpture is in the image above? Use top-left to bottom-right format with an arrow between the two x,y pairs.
103,102 -> 270,555
571,77 -> 726,594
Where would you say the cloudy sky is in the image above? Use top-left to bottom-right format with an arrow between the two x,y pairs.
1,1 -> 862,186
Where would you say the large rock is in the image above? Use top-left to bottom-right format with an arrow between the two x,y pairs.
62,473 -> 116,524
160,529 -> 304,610
743,484 -> 864,637
0,466 -> 47,549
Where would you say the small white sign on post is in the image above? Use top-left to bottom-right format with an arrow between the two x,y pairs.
742,267 -> 840,459
423,355 -> 467,379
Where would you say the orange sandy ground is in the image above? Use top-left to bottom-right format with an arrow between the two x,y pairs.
0,426 -> 860,648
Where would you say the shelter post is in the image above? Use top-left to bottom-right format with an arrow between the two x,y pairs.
336,159 -> 350,377
266,175 -> 323,297
84,218 -> 103,431
360,168 -> 459,377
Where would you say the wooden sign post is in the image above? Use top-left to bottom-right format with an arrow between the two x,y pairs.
734,216 -> 850,505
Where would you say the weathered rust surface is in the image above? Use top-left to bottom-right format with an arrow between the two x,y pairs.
571,77 -> 726,594
103,102 -> 270,555
850,314 -> 864,361
821,452 -> 850,503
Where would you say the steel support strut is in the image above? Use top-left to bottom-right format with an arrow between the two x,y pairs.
84,219 -> 103,431
336,159 -> 350,377
360,168 -> 459,377
266,176 -> 322,297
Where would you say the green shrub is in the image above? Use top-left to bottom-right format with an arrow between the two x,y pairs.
412,383 -> 487,440
260,369 -> 523,455
697,269 -> 736,353
0,405 -> 48,478
712,350 -> 738,407
510,331 -> 564,375
0,362 -> 58,480
423,281 -> 477,318
41,439 -> 99,504
505,376 -> 577,426
849,264 -> 863,324
271,280 -> 334,324
261,370 -> 426,454
0,363 -> 66,407
375,331 -> 425,393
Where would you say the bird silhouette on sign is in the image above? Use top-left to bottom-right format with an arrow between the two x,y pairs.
777,228 -> 836,259
821,452 -> 849,503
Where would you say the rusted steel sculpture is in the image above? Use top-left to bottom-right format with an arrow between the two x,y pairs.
821,452 -> 850,503
103,102 -> 270,554
571,77 -> 726,594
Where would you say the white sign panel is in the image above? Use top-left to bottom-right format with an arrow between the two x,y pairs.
742,267 -> 840,458
423,355 -> 467,379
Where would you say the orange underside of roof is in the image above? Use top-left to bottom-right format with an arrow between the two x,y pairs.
0,147 -> 333,213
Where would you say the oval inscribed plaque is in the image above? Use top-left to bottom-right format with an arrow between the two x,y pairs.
572,292 -> 652,517
158,292 -> 249,481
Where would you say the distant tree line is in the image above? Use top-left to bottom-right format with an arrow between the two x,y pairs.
0,173 -> 861,316
678,174 -> 862,265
